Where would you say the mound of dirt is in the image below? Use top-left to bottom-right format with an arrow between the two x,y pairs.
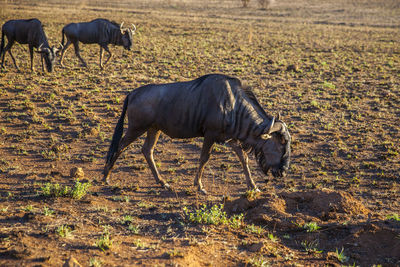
224,189 -> 371,231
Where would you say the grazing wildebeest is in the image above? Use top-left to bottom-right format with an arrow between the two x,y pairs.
0,19 -> 61,72
104,74 -> 291,194
59,18 -> 136,69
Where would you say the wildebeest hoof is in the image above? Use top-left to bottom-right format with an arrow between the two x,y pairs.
198,188 -> 208,195
163,183 -> 172,190
102,175 -> 110,185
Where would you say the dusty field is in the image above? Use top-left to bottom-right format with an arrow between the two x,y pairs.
0,0 -> 399,266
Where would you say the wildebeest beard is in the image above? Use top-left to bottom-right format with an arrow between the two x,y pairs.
253,133 -> 291,178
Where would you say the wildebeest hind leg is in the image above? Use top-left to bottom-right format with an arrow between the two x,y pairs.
142,128 -> 171,190
194,137 -> 215,195
99,46 -> 104,69
73,42 -> 87,68
59,40 -> 71,67
228,140 -> 259,192
101,45 -> 112,69
3,41 -> 18,71
103,128 -> 145,184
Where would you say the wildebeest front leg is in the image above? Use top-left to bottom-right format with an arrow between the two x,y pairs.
228,140 -> 259,192
142,128 -> 171,190
29,45 -> 35,71
194,137 -> 215,195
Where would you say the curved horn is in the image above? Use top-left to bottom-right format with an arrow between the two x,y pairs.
38,43 -> 44,51
260,117 -> 275,139
120,21 -> 125,34
265,117 -> 275,134
131,24 -> 136,32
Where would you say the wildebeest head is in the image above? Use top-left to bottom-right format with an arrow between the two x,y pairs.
120,22 -> 136,51
36,43 -> 61,72
255,117 -> 291,178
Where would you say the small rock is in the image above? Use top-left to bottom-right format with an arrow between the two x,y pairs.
247,242 -> 264,252
286,64 -> 299,72
63,256 -> 82,267
70,167 -> 84,179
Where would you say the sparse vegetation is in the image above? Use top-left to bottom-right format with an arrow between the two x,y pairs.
96,227 -> 113,251
40,180 -> 91,200
0,0 -> 399,266
183,204 -> 229,225
335,247 -> 349,263
56,225 -> 73,238
302,222 -> 321,232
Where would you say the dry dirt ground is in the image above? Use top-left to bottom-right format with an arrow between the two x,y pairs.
0,0 -> 399,266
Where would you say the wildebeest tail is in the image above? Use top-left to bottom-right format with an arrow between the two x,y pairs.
106,94 -> 129,164
61,28 -> 65,47
0,29 -> 5,59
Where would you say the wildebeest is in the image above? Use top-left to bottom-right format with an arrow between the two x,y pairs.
0,18 -> 61,72
59,18 -> 136,69
104,74 -> 291,194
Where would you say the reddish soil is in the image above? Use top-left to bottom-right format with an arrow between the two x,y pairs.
0,0 -> 399,266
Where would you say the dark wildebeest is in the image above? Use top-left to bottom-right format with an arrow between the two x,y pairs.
0,19 -> 61,72
59,18 -> 136,69
104,74 -> 291,194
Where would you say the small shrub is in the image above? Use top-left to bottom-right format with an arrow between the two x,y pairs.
301,240 -> 322,254
248,255 -> 270,267
267,232 -> 278,242
245,224 -> 265,235
183,204 -> 230,225
43,206 -> 54,216
128,224 -> 140,234
40,182 -> 70,197
89,257 -> 102,267
387,213 -> 400,222
96,232 -> 112,251
40,180 -> 90,200
165,249 -> 184,258
335,247 -> 349,263
71,180 -> 91,200
303,222 -> 321,232
57,225 -> 73,238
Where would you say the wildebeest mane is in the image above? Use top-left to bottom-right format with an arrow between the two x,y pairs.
189,74 -> 213,90
240,83 -> 272,121
109,20 -> 120,28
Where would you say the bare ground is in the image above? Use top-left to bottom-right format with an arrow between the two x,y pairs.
0,0 -> 399,266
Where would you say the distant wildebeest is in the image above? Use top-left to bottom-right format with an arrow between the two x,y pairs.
0,18 -> 61,72
59,18 -> 136,69
104,74 -> 291,194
